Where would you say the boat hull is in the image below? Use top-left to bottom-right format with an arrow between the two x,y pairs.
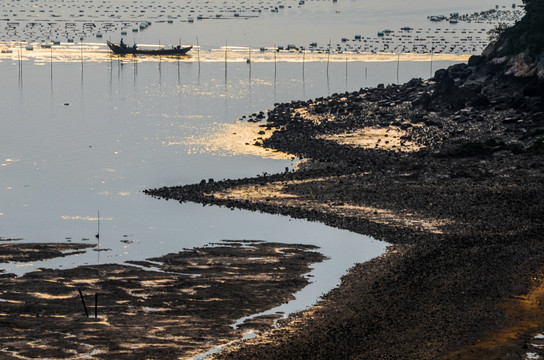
107,41 -> 192,55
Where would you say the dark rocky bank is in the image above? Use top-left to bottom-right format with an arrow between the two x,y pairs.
145,7 -> 544,359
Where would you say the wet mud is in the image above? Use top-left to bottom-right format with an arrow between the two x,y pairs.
0,240 -> 324,359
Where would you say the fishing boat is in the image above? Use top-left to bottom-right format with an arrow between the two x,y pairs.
107,40 -> 192,55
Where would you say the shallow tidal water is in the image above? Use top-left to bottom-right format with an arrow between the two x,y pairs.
0,0 -> 520,330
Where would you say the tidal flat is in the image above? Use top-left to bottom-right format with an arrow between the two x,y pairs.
0,0 -> 530,358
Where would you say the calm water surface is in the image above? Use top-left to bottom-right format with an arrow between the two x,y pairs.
0,0 -> 514,322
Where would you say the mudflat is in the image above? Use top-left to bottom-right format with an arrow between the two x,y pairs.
0,240 -> 324,359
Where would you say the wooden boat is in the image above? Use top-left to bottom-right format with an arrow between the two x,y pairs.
107,41 -> 192,55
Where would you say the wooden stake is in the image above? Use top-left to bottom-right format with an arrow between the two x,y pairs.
196,36 -> 201,71
302,49 -> 305,78
80,42 -> 84,72
326,38 -> 331,75
274,43 -> 277,80
345,57 -> 348,81
396,53 -> 400,83
95,210 -> 100,246
78,289 -> 89,318
430,41 -> 434,78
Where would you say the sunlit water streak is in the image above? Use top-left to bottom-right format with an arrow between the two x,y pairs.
0,41 -> 472,64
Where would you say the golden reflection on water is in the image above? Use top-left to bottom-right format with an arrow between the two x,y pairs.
163,121 -> 294,160
0,42 -> 471,64
61,215 -> 113,221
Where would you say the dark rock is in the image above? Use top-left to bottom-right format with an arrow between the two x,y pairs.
527,137 -> 544,153
448,63 -> 472,79
433,69 -> 455,96
469,94 -> 490,108
467,55 -> 485,67
412,92 -> 431,109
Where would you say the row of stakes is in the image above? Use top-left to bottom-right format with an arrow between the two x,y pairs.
12,38 -> 438,85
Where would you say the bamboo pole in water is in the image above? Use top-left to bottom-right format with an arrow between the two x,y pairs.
430,41 -> 434,78
326,38 -> 331,75
18,43 -> 22,76
302,49 -> 305,80
397,53 -> 400,84
248,46 -> 252,79
80,42 -> 84,72
345,57 -> 348,82
274,44 -> 277,80
196,36 -> 201,71
95,210 -> 100,246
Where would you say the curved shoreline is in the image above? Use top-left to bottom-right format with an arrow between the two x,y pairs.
146,52 -> 544,358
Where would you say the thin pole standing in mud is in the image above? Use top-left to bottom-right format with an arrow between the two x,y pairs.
78,288 -> 89,318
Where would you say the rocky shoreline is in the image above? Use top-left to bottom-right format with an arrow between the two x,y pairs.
145,42 -> 544,358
